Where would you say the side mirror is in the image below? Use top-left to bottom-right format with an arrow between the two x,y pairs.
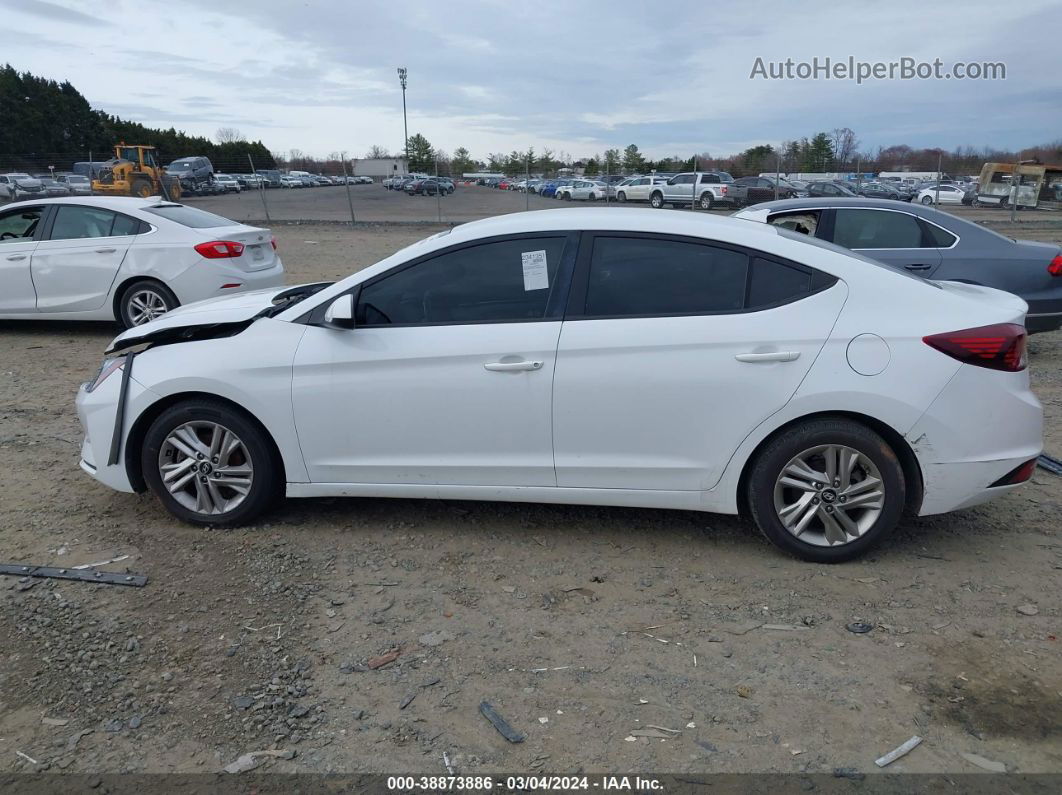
323,294 -> 356,329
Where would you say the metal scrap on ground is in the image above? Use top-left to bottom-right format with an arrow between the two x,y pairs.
1037,453 -> 1062,475
0,563 -> 147,587
875,735 -> 923,767
479,701 -> 525,743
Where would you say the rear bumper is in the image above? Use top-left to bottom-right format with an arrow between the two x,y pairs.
907,364 -> 1043,515
168,258 -> 285,306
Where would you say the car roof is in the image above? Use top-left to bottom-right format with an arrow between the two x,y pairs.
1,196 -> 180,212
738,196 -> 949,216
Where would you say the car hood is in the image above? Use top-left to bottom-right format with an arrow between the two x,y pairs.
14,177 -> 43,187
105,282 -> 332,354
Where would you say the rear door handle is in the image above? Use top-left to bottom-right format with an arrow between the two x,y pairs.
95,248 -> 117,254
904,263 -> 932,271
484,360 -> 543,372
6,254 -> 27,261
735,351 -> 800,363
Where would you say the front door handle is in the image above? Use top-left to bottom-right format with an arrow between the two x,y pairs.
484,360 -> 543,372
735,351 -> 800,363
6,254 -> 27,261
904,263 -> 932,271
95,248 -> 117,254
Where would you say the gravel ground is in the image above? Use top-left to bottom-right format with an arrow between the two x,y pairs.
0,218 -> 1060,778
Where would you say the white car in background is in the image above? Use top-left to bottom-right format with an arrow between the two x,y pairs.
615,176 -> 667,203
0,197 -> 284,327
75,208 -> 1041,563
280,175 -> 303,188
557,179 -> 608,201
0,172 -> 45,201
917,184 -> 966,205
213,174 -> 242,193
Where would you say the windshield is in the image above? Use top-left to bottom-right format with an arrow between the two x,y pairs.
142,204 -> 235,228
167,162 -> 192,172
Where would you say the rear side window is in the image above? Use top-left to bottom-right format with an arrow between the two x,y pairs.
585,237 -> 748,316
142,205 -> 234,228
111,213 -> 144,236
832,209 -> 925,249
356,236 -> 567,326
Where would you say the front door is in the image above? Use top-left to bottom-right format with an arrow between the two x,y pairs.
292,233 -> 577,486
0,204 -> 45,313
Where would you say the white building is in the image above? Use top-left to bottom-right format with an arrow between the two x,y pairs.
354,157 -> 408,181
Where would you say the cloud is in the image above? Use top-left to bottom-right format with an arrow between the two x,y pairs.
2,0 -> 1060,159
1,0 -> 107,27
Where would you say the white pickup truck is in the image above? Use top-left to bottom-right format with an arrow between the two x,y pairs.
648,171 -> 734,210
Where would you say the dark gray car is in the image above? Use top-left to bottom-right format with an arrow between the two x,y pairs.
733,198 -> 1062,333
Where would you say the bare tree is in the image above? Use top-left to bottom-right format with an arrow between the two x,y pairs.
829,127 -> 859,168
215,127 -> 245,144
365,145 -> 391,159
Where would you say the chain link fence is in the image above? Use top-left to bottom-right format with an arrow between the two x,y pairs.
0,150 -> 1042,227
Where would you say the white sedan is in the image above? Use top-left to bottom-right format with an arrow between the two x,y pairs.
0,197 -> 284,327
917,184 -> 966,205
76,208 -> 1042,562
557,180 -> 608,201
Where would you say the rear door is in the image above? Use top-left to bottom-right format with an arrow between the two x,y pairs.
0,204 -> 46,313
31,204 -> 137,312
826,207 -> 944,275
552,233 -> 846,491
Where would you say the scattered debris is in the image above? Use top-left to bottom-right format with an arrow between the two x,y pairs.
419,630 -> 454,647
1016,604 -> 1039,616
629,728 -> 673,739
761,624 -> 810,631
223,749 -> 295,774
686,722 -> 696,729
72,555 -> 130,570
66,729 -> 92,751
961,752 -> 1007,773
367,649 -> 401,669
1036,453 -> 1062,475
0,563 -> 147,587
16,750 -> 39,765
736,685 -> 753,699
400,693 -> 417,710
624,736 -> 637,742
875,735 -> 923,767
846,622 -> 874,634
443,751 -> 454,775
41,717 -> 69,727
538,717 -> 548,724
646,724 -> 681,734
421,677 -> 441,688
725,622 -> 763,635
479,701 -> 525,743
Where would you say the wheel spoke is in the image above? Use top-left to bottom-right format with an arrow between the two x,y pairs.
824,445 -> 839,485
841,485 -> 884,510
779,492 -> 818,536
174,426 -> 209,457
784,459 -> 826,488
831,505 -> 860,537
818,507 -> 849,545
838,447 -> 858,490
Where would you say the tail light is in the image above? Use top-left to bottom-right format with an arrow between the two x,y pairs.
194,240 -> 244,259
988,458 -> 1037,487
720,186 -> 728,195
270,236 -> 277,251
1048,254 -> 1062,276
923,323 -> 1027,372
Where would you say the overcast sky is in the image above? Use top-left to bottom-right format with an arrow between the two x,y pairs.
3,0 -> 1060,160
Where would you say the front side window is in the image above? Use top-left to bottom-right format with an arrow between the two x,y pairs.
0,206 -> 43,243
584,237 -> 748,317
356,236 -> 567,326
50,206 -> 118,240
832,209 -> 926,249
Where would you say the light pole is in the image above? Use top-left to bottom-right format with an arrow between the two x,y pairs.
397,67 -> 408,171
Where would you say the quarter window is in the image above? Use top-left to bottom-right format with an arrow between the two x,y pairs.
356,236 -> 567,326
748,258 -> 812,307
832,209 -> 925,249
921,220 -> 957,247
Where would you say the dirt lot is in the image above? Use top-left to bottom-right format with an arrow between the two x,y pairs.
0,214 -> 1060,779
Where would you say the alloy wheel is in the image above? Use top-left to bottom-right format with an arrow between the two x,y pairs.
158,421 -> 254,516
772,444 -> 885,547
127,289 -> 170,325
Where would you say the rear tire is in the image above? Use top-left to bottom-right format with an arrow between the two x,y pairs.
118,280 -> 178,328
747,418 -> 906,563
650,192 -> 665,209
698,192 -> 713,210
142,399 -> 281,527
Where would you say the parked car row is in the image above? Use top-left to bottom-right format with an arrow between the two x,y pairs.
382,175 -> 457,195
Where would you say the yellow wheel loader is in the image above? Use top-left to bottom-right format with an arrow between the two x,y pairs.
91,144 -> 182,200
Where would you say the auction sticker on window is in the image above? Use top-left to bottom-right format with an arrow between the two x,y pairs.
521,250 -> 549,291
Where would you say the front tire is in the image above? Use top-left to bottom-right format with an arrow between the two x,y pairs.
118,280 -> 178,328
617,191 -> 627,202
142,399 -> 281,526
921,195 -> 934,205
747,418 -> 906,563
